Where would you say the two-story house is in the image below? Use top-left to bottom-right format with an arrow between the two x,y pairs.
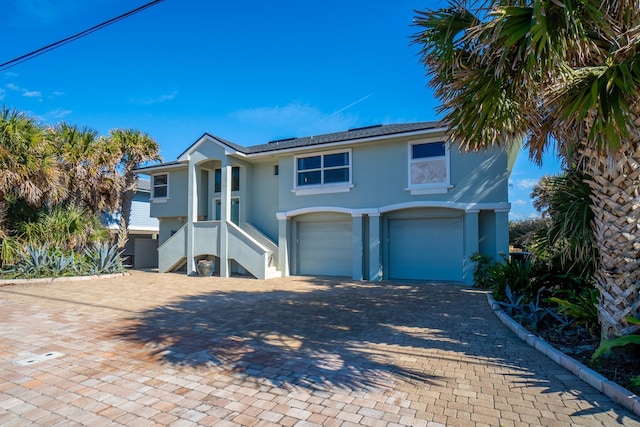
136,122 -> 518,284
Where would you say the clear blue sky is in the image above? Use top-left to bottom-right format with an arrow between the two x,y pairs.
1,0 -> 561,219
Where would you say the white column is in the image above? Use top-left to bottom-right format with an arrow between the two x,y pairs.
351,214 -> 363,280
186,160 -> 199,275
368,214 -> 381,281
219,158 -> 231,278
463,210 -> 479,285
277,213 -> 290,276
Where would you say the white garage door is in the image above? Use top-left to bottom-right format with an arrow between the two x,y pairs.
297,220 -> 352,276
388,217 -> 463,281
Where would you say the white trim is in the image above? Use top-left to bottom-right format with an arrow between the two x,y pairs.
406,186 -> 453,195
293,148 -> 352,194
276,203 -> 509,219
407,140 -> 452,194
135,162 -> 186,174
292,184 -> 353,196
151,172 -> 169,201
278,206 -> 355,218
177,134 -> 244,162
378,201 -> 511,213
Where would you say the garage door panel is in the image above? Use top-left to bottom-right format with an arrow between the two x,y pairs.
298,220 -> 352,276
388,217 -> 463,281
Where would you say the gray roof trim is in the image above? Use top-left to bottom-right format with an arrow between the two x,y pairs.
134,161 -> 186,174
177,133 -> 246,162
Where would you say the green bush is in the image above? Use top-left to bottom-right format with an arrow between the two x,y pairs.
548,287 -> 599,333
593,316 -> 640,360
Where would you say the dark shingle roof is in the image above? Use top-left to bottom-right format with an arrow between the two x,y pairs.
245,121 -> 443,154
136,121 -> 445,173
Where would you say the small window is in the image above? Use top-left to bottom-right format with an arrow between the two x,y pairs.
408,141 -> 451,194
295,151 -> 350,187
214,166 -> 240,192
152,173 -> 168,199
274,164 -> 279,175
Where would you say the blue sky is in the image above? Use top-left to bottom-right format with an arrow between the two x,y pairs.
1,0 -> 561,219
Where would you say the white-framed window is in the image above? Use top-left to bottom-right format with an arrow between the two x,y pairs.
293,149 -> 353,195
407,141 -> 452,195
151,173 -> 169,201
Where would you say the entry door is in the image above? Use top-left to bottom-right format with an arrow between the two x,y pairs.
215,198 -> 240,225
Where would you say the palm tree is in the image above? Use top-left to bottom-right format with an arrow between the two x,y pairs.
413,1 -> 640,340
108,128 -> 161,249
0,107 -> 64,236
52,122 -> 122,215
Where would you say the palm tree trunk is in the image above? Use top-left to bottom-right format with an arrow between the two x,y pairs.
117,172 -> 137,249
579,141 -> 640,340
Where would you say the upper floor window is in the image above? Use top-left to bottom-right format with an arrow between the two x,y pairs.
293,149 -> 352,195
152,173 -> 169,200
408,141 -> 451,195
214,166 -> 240,192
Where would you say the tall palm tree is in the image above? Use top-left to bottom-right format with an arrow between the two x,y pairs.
52,122 -> 121,215
0,107 -> 64,236
413,0 -> 640,340
108,128 -> 161,249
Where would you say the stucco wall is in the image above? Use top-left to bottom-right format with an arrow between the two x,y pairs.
247,162 -> 279,241
150,168 -> 189,218
276,137 -> 508,213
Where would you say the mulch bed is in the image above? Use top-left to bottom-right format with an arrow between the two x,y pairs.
535,322 -> 640,395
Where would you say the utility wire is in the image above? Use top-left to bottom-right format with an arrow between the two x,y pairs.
0,0 -> 165,72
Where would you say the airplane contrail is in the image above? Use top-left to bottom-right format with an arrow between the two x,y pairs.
330,93 -> 373,116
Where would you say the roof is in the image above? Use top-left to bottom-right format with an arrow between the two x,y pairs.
246,121 -> 444,154
136,121 -> 445,173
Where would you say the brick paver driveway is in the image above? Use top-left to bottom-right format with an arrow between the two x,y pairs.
0,271 -> 638,426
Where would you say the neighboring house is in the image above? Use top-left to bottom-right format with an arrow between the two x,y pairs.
135,122 -> 519,284
105,178 -> 160,268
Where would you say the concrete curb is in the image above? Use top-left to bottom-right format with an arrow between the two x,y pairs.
0,272 -> 129,287
487,293 -> 640,417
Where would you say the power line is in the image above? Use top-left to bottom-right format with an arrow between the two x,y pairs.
0,0 -> 165,72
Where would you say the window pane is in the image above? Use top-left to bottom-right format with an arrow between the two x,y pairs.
297,156 -> 321,171
154,185 -> 167,198
214,169 -> 221,192
412,142 -> 445,159
153,174 -> 167,186
324,167 -> 349,184
231,166 -> 240,191
298,170 -> 322,186
411,159 -> 447,185
324,152 -> 348,167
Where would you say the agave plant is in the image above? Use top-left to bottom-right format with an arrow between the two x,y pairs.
85,243 -> 124,275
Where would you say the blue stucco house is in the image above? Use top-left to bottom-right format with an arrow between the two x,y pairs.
136,122 -> 518,284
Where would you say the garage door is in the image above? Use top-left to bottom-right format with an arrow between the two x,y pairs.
297,220 -> 352,276
388,217 -> 463,281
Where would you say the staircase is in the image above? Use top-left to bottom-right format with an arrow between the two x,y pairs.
157,221 -> 281,279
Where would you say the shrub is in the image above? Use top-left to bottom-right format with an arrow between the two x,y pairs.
592,316 -> 640,360
547,287 -> 599,333
487,255 -> 539,301
470,252 -> 494,289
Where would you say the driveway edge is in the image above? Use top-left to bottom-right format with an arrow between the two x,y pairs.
0,272 -> 129,287
486,293 -> 640,417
